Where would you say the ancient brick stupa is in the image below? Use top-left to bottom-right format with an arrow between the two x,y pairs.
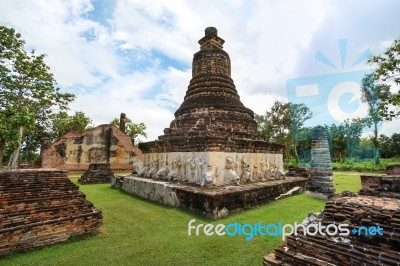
113,27 -> 308,219
136,27 -> 284,186
307,126 -> 335,199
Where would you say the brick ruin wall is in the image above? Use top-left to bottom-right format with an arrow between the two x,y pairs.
41,125 -> 140,171
0,169 -> 103,256
264,168 -> 400,265
78,163 -> 115,184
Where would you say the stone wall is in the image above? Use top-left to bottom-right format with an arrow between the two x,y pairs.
41,124 -> 141,171
0,169 -> 102,256
133,151 -> 284,186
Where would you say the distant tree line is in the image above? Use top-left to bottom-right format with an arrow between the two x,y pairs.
0,25 -> 146,168
256,37 -> 400,167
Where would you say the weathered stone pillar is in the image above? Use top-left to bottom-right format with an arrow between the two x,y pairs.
120,113 -> 126,133
306,126 -> 335,199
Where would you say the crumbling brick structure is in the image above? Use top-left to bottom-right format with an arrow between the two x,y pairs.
41,124 -> 141,171
264,166 -> 400,265
307,126 -> 335,199
78,163 -> 114,184
0,169 -> 102,256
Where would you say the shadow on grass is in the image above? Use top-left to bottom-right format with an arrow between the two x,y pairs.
2,231 -> 101,260
108,186 -> 213,222
106,185 -> 321,223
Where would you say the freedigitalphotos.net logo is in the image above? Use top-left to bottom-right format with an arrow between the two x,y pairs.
286,39 -> 373,127
187,219 -> 383,241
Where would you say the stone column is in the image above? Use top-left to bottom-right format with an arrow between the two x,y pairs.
119,113 -> 126,133
306,126 -> 335,199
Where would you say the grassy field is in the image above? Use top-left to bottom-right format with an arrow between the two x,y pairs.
2,173 -> 361,266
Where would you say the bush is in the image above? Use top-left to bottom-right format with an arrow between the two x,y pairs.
331,158 -> 400,173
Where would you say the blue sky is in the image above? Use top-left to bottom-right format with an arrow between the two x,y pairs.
0,0 -> 399,140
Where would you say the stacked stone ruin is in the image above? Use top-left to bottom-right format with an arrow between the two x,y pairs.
264,166 -> 400,265
134,27 -> 286,187
78,163 -> 114,184
140,27 -> 281,154
113,27 -> 308,219
307,126 -> 335,199
0,169 -> 102,256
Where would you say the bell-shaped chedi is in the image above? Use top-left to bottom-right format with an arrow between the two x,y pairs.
140,27 -> 281,153
136,27 -> 284,186
306,126 -> 335,199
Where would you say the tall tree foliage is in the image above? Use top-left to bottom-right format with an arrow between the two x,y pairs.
51,111 -> 92,138
342,118 -> 366,159
378,133 -> 400,158
288,103 -> 313,163
324,124 -> 346,162
110,117 -> 147,144
0,26 -> 74,168
256,101 -> 313,166
361,73 -> 391,164
369,38 -> 400,119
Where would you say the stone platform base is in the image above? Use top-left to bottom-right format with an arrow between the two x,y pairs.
112,175 -> 307,219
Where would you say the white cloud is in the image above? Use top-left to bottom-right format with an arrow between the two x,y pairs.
0,0 -> 399,142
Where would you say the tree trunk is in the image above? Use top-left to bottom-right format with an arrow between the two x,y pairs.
8,125 -> 25,169
293,140 -> 299,164
0,140 -> 6,168
373,122 -> 380,165
25,136 -> 31,162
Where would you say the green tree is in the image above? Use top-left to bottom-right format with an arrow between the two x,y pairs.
254,113 -> 272,140
361,73 -> 391,164
378,134 -> 392,158
0,26 -> 74,168
288,103 -> 313,163
295,127 -> 312,163
110,117 -> 147,144
51,111 -> 92,138
343,118 -> 366,159
256,101 -> 313,166
325,124 -> 346,162
379,133 -> 400,158
257,102 -> 291,165
368,38 -> 400,119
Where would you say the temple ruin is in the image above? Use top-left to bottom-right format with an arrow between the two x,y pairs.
264,166 -> 400,265
0,169 -> 103,256
78,163 -> 115,184
307,126 -> 335,199
41,124 -> 141,171
112,27 -> 307,218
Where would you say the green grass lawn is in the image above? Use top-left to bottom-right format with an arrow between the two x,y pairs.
2,172 -> 361,266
